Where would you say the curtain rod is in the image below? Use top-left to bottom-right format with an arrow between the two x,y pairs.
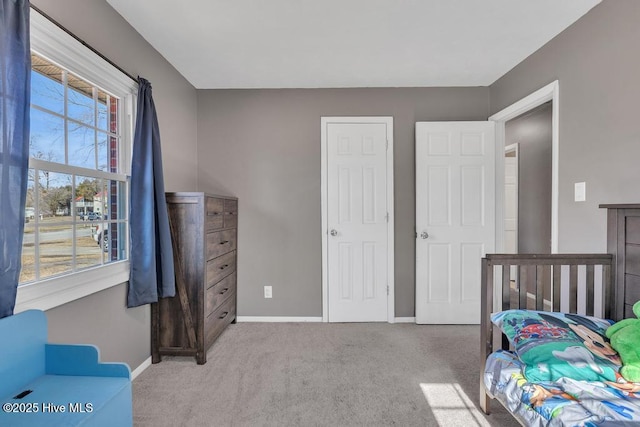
30,4 -> 138,84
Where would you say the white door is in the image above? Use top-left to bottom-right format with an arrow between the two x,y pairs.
324,118 -> 391,322
504,145 -> 519,282
504,144 -> 519,254
415,122 -> 495,324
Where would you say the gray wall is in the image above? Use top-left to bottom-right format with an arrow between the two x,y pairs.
505,103 -> 552,254
490,0 -> 640,253
32,0 -> 198,370
197,88 -> 489,317
46,284 -> 149,368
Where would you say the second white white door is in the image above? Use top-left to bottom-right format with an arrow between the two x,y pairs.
504,145 -> 519,254
326,119 -> 390,322
415,121 -> 496,324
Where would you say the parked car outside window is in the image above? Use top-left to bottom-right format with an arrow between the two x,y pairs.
80,212 -> 100,221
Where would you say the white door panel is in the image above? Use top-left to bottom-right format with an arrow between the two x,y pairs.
416,122 -> 495,324
327,121 -> 389,322
504,153 -> 518,254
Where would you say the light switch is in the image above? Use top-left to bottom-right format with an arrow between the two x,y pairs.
574,182 -> 586,202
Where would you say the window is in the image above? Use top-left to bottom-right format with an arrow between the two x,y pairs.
16,11 -> 137,312
22,53 -> 127,282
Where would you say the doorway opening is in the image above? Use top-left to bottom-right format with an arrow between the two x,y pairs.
490,81 -> 559,255
504,101 -> 553,255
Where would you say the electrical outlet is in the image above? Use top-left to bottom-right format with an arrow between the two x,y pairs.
264,286 -> 272,299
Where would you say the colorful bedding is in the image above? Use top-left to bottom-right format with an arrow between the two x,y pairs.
484,350 -> 640,426
491,310 -> 621,383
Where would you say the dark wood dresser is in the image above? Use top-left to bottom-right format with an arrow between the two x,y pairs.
601,204 -> 640,320
152,192 -> 238,364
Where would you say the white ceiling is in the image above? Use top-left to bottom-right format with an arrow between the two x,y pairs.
106,0 -> 600,89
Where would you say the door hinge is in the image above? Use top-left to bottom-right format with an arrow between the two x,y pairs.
386,140 -> 389,150
387,285 -> 390,296
385,212 -> 389,223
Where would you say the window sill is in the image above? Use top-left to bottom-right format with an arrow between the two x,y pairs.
14,261 -> 130,313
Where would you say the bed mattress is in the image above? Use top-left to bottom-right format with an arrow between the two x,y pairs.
484,350 -> 640,426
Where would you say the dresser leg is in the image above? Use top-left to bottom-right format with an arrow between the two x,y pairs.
151,302 -> 161,364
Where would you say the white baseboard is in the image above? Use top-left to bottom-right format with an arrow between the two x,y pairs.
394,317 -> 416,323
236,316 -> 323,323
237,316 -> 417,323
131,356 -> 152,380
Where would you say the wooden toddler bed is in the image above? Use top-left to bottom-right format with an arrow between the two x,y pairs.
480,204 -> 640,426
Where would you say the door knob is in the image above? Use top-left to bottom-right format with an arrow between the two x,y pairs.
420,231 -> 429,239
330,229 -> 338,236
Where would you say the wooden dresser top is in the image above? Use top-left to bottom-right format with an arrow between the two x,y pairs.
599,204 -> 640,209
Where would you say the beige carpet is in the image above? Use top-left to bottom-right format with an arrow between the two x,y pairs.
133,323 -> 518,426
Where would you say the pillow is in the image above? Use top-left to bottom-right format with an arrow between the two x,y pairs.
491,310 -> 621,383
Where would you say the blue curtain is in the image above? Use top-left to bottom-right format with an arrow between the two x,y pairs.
128,78 -> 175,307
0,0 -> 30,318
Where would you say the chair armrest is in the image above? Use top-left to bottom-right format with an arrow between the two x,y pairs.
45,344 -> 131,379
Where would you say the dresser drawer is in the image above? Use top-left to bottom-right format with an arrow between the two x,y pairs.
205,293 -> 236,347
627,244 -> 640,276
627,216 -> 640,245
205,272 -> 236,317
624,273 -> 640,305
206,251 -> 236,286
206,229 -> 237,260
206,197 -> 224,231
224,199 -> 238,229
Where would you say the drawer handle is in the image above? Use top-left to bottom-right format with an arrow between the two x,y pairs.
219,264 -> 229,270
219,288 -> 229,295
219,311 -> 229,319
219,240 -> 229,245
207,212 -> 221,216
225,212 -> 235,216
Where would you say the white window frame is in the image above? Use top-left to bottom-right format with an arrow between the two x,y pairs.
15,10 -> 138,313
